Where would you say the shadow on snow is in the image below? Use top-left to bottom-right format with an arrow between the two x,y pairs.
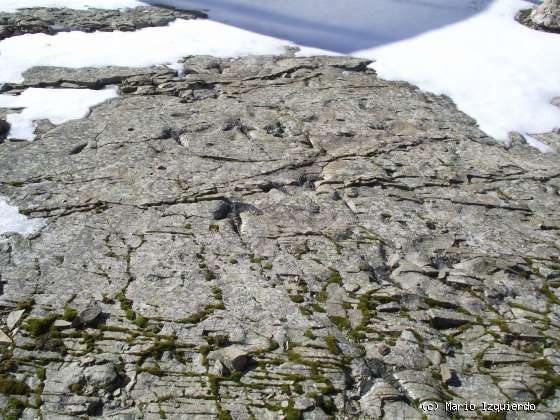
146,0 -> 495,53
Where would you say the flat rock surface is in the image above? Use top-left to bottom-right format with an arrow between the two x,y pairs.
1,55 -> 559,419
0,5 -> 206,40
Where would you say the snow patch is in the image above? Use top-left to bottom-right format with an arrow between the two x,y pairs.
525,135 -> 556,154
0,87 -> 118,141
356,0 -> 560,141
0,20 -> 299,84
0,198 -> 45,238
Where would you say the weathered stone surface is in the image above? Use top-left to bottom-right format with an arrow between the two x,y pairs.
0,6 -> 206,41
6,308 -> 25,330
77,303 -> 102,326
1,54 -> 559,418
517,0 -> 560,33
0,328 -> 12,345
16,65 -> 178,90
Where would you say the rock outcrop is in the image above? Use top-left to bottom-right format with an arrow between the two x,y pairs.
1,54 -> 559,419
0,6 -> 206,41
517,0 -> 560,33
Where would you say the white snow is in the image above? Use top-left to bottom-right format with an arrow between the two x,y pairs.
525,135 -> 556,154
0,198 -> 44,238
0,19 -> 302,84
0,0 -> 144,12
358,0 -> 560,142
0,87 -> 118,141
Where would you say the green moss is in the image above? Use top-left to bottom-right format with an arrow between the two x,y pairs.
208,375 -> 220,396
324,336 -> 339,355
68,382 -> 83,395
210,224 -> 220,232
317,290 -> 328,303
1,358 -> 16,373
492,318 -> 509,333
228,257 -> 238,264
293,383 -> 303,394
530,358 -> 553,371
326,268 -> 342,285
1,396 -> 25,420
24,315 -> 58,337
0,374 -> 31,395
304,329 -> 316,340
311,303 -> 325,313
204,270 -> 216,281
116,291 -> 137,321
63,306 -> 78,322
329,316 -> 351,331
218,408 -> 233,420
298,306 -> 312,316
269,339 -> 280,351
540,284 -> 560,305
137,337 -> 178,365
36,368 -> 46,381
317,395 -> 335,414
285,406 -> 303,420
446,334 -> 463,349
290,295 -> 304,304
133,315 -> 148,329
287,350 -> 304,364
137,365 -> 164,376
349,329 -> 366,341
211,287 -> 223,301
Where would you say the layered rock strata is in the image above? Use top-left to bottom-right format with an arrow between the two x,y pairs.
0,55 -> 559,419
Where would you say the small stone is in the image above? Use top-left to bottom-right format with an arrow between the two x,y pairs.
508,131 -> 527,148
6,309 -> 26,330
53,319 -> 73,329
211,200 -> 231,220
440,365 -> 455,385
331,191 -> 342,201
219,346 -> 251,371
0,119 -> 9,138
294,397 -> 315,410
209,359 -> 226,376
377,343 -> 391,356
346,187 -> 359,198
0,329 -> 12,345
343,283 -> 360,293
552,97 -> 560,108
387,253 -> 401,268
377,302 -> 401,312
78,303 -> 102,326
427,309 -> 475,329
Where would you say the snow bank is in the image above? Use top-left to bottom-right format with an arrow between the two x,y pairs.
0,20 -> 300,84
360,0 -> 560,142
0,87 -> 118,141
0,198 -> 44,237
0,0 -> 144,12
